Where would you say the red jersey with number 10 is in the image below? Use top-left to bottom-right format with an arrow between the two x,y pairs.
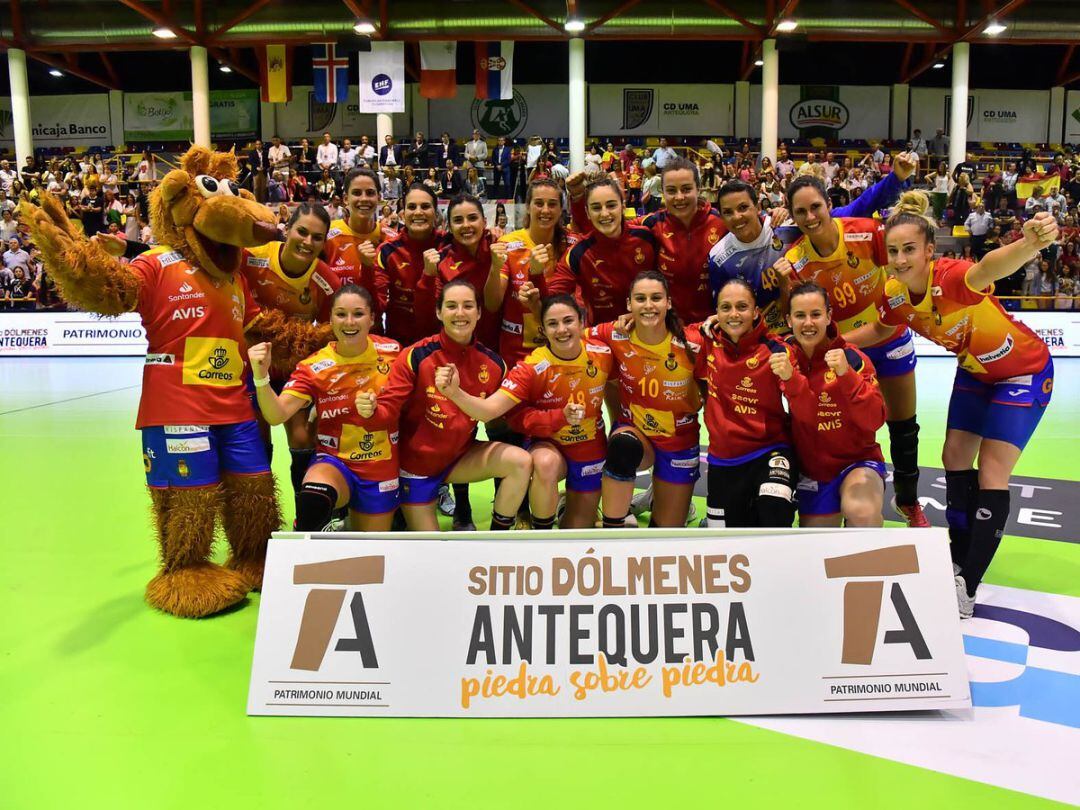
130,247 -> 260,429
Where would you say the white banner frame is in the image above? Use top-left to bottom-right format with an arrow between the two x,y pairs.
248,528 -> 971,718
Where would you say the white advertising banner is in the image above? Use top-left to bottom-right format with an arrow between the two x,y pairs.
428,84 -> 569,141
911,88 -> 1051,143
358,42 -> 405,114
0,93 -> 113,148
1066,90 -> 1080,142
749,85 -> 890,140
910,310 -> 1080,358
588,84 -> 734,137
0,311 -> 146,356
271,85 -> 412,141
248,529 -> 971,718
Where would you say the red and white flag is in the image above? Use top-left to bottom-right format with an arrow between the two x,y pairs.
475,41 -> 513,100
420,41 -> 457,99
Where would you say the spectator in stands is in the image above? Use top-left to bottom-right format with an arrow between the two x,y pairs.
929,128 -> 948,164
0,209 -> 17,243
490,136 -> 511,198
294,137 -> 314,179
625,157 -> 643,208
700,164 -> 719,206
981,168 -> 1004,212
381,167 -> 402,206
357,135 -> 376,167
315,169 -> 336,203
927,161 -> 952,222
871,143 -> 885,167
983,225 -> 1002,255
3,237 -> 30,279
464,166 -> 486,200
0,160 -> 16,194
287,171 -> 309,202
827,176 -> 850,208
122,193 -> 141,242
326,195 -> 345,221
0,190 -> 13,215
776,148 -> 795,179
338,138 -> 358,175
1033,258 -> 1057,305
78,182 -> 104,236
965,203 -> 994,257
1025,186 -> 1051,216
949,173 -> 974,225
1001,161 -> 1019,207
910,128 -> 928,168
652,137 -> 678,170
409,131 -> 430,169
103,189 -> 124,230
3,265 -> 35,310
380,134 -> 401,170
640,162 -> 662,213
822,152 -> 840,182
1047,185 -> 1067,215
379,203 -> 399,233
423,167 -> 439,195
464,129 -> 488,171
267,136 -> 291,179
510,146 -> 528,202
20,155 -> 40,188
620,143 -> 638,174
525,135 -> 543,177
317,132 -> 339,176
1064,167 -> 1080,206
1062,240 -> 1080,274
1058,262 -> 1078,310
440,160 -> 463,198
602,142 -> 618,171
952,153 -> 977,184
585,143 -> 603,173
435,132 -> 459,168
247,139 -> 268,202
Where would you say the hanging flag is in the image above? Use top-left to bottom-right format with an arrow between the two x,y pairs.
258,44 -> 293,103
312,42 -> 350,104
358,41 -> 405,113
419,41 -> 457,99
474,41 -> 514,100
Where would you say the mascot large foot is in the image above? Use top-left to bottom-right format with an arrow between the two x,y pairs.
221,472 -> 282,591
147,485 -> 251,618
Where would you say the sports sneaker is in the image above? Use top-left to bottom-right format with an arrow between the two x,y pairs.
630,484 -> 654,516
953,562 -> 961,576
955,575 -> 975,619
892,497 -> 931,528
436,484 -> 455,516
685,502 -> 698,526
513,513 -> 533,530
622,514 -> 640,528
322,517 -> 347,532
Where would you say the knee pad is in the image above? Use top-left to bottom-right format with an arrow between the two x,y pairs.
944,469 -> 979,531
296,481 -> 338,532
604,432 -> 644,482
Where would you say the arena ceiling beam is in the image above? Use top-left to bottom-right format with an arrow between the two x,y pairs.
28,51 -> 121,90
503,0 -> 566,33
890,0 -> 949,34
212,0 -> 275,41
901,0 -> 1032,83
585,0 -> 648,34
1058,44 -> 1077,85
700,0 -> 764,35
115,0 -> 200,46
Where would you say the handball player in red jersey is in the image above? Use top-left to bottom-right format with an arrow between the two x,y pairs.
781,174 -> 928,528
241,203 -> 340,501
249,285 -> 401,531
776,282 -> 887,528
881,192 -> 1058,618
324,169 -> 389,290
696,277 -> 797,528
435,294 -> 614,529
357,279 -> 533,531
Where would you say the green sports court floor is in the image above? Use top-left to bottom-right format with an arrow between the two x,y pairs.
3,356 -> 1078,808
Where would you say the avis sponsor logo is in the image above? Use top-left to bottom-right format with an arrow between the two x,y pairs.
321,407 -> 349,419
172,306 -> 205,320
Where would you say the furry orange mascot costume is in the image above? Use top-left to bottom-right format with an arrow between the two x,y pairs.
22,146 -> 329,618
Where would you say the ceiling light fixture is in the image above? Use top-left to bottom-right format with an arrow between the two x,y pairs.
984,21 -> 1007,35
933,62 -> 945,69
152,27 -> 177,39
49,69 -> 64,77
354,19 -> 376,34
776,20 -> 798,32
754,59 -> 764,66
564,18 -> 586,33
219,64 -> 232,73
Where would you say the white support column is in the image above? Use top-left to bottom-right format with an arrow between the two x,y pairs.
568,37 -> 586,173
1049,86 -> 1065,145
376,113 -> 393,146
7,49 -> 33,171
190,46 -> 211,147
734,80 -> 750,140
760,39 -> 779,165
949,42 -> 970,173
891,84 -> 910,141
108,90 -> 125,148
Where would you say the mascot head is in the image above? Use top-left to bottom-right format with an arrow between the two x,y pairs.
150,145 -> 278,281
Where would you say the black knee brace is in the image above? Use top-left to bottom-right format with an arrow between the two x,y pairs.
604,432 -> 644,482
296,482 -> 338,531
887,416 -> 921,506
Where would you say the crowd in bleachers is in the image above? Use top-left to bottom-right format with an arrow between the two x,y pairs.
2,130 -> 1078,310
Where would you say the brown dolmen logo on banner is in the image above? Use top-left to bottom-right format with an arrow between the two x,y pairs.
824,545 -> 931,666
290,555 -> 386,671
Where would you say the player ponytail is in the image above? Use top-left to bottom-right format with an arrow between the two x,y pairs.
885,190 -> 937,246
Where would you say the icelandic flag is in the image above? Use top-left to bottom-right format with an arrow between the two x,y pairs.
312,42 -> 349,104
475,41 -> 513,100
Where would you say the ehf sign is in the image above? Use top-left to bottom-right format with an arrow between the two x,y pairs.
248,529 -> 971,718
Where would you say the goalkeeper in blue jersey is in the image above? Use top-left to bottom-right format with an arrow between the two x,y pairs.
707,152 -> 918,333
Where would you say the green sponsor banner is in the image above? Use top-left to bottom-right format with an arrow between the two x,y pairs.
124,90 -> 258,141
